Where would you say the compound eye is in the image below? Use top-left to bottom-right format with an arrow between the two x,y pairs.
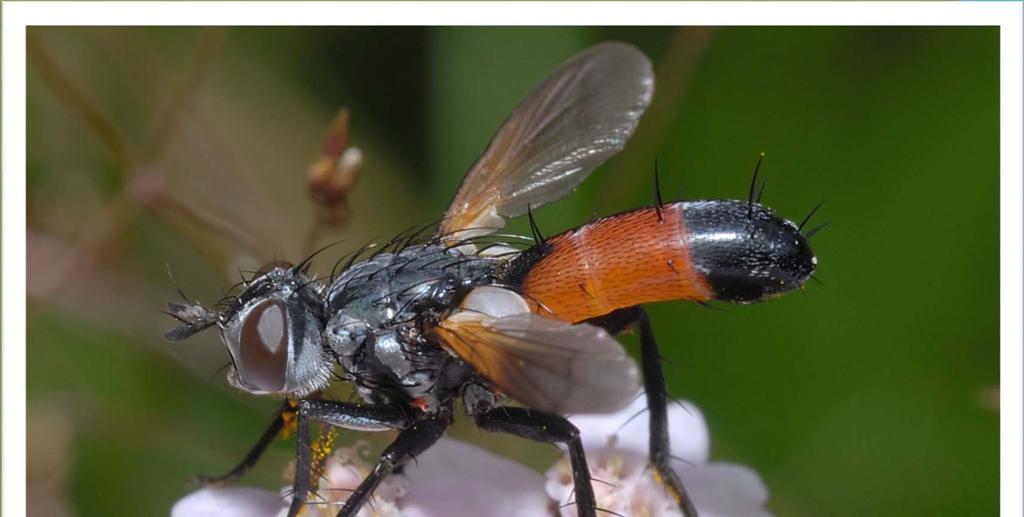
239,299 -> 289,391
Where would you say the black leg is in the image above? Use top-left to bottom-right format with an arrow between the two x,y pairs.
286,400 -> 411,517
476,407 -> 596,517
336,413 -> 449,517
589,307 -> 699,517
192,401 -> 292,487
636,309 -> 699,517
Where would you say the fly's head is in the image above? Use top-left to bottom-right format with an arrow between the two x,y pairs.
165,264 -> 332,398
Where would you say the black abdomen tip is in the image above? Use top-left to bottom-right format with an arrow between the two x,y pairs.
682,200 -> 817,303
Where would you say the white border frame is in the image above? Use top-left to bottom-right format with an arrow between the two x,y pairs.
4,3 -> 1021,516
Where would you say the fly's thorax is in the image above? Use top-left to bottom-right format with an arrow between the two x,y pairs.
682,200 -> 817,303
325,308 -> 474,408
324,313 -> 370,356
326,244 -> 499,322
218,266 -> 332,397
323,244 -> 501,406
324,244 -> 501,339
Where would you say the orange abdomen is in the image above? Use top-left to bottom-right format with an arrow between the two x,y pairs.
520,202 -> 711,323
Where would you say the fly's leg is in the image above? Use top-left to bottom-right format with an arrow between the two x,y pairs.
475,407 -> 596,517
287,400 -> 411,517
192,401 -> 292,487
334,413 -> 449,517
636,309 -> 699,517
588,307 -> 699,517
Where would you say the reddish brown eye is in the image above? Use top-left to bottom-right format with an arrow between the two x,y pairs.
239,299 -> 288,391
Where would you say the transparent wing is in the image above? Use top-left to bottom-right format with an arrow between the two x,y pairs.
435,311 -> 640,415
440,42 -> 654,240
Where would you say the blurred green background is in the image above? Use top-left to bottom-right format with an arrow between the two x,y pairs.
26,27 -> 998,516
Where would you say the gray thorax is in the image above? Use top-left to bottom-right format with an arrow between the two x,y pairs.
323,244 -> 499,410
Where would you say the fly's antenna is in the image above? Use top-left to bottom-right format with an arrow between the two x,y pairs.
747,152 -> 765,219
653,158 -> 665,223
163,299 -> 219,341
527,204 -> 545,244
797,199 -> 827,232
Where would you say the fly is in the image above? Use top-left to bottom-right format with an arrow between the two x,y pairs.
166,42 -> 818,517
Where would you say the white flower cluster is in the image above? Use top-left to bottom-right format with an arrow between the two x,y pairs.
172,396 -> 770,517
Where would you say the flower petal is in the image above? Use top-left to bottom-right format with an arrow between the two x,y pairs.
560,395 -> 772,516
680,462 -> 772,517
401,438 -> 550,517
571,394 -> 709,464
171,487 -> 285,517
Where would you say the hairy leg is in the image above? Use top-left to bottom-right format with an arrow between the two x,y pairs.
335,413 -> 449,517
588,307 -> 699,517
192,401 -> 292,487
476,407 -> 596,517
285,399 -> 411,517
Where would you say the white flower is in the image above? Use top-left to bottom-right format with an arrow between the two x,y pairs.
171,486 -> 284,517
400,439 -> 550,517
173,397 -> 771,517
545,395 -> 772,517
172,439 -> 550,517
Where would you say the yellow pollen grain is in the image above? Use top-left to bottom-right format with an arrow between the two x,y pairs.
280,411 -> 298,439
651,466 -> 684,504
